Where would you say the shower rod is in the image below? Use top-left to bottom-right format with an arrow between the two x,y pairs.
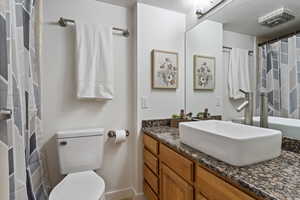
58,17 -> 130,37
223,46 -> 254,55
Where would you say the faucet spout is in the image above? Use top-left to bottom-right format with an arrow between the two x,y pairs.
235,90 -> 254,125
236,101 -> 249,112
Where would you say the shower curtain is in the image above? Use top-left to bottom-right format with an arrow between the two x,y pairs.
257,34 -> 300,119
0,0 -> 48,199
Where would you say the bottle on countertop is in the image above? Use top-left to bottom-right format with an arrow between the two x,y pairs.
203,108 -> 209,119
186,112 -> 193,120
180,109 -> 185,119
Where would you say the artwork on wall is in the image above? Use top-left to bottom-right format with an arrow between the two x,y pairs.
151,50 -> 179,89
194,55 -> 215,90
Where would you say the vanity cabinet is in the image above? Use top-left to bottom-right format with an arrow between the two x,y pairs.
144,135 -> 160,200
143,134 -> 259,200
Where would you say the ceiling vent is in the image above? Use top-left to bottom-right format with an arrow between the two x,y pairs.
258,8 -> 295,28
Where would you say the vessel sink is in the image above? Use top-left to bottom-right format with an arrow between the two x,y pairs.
180,120 -> 282,166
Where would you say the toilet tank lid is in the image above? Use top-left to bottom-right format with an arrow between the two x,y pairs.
56,128 -> 104,139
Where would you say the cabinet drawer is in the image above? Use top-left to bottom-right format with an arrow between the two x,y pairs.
144,165 -> 159,194
144,181 -> 159,200
196,166 -> 255,200
144,149 -> 159,175
195,191 -> 208,200
144,134 -> 159,155
160,144 -> 193,183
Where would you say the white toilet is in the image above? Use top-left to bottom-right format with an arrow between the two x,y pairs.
49,128 -> 106,200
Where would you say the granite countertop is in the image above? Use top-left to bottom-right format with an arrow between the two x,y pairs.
143,124 -> 300,200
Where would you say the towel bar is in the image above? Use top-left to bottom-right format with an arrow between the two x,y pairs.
0,109 -> 12,121
58,17 -> 130,37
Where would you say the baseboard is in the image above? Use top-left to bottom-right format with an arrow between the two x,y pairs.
104,187 -> 145,200
132,187 -> 146,200
105,187 -> 134,200
133,193 -> 146,200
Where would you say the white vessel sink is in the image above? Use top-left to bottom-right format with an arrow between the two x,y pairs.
233,116 -> 300,139
180,120 -> 282,166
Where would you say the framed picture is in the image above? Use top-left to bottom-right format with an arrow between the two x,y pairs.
194,55 -> 215,90
151,50 -> 179,89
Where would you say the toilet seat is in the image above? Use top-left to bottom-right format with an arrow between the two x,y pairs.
49,171 -> 105,200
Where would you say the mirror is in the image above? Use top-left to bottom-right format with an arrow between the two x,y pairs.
185,0 -> 300,139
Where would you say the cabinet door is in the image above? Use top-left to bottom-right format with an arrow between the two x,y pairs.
160,164 -> 193,200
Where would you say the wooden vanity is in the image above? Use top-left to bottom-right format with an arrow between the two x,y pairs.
143,134 -> 258,200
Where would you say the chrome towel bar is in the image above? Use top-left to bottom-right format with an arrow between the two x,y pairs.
0,108 -> 12,120
58,17 -> 130,37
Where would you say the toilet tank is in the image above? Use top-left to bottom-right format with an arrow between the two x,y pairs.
56,128 -> 105,174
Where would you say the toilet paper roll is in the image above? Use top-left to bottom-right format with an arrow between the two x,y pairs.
115,130 -> 127,144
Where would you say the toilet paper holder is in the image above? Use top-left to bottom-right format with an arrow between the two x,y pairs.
108,130 -> 130,138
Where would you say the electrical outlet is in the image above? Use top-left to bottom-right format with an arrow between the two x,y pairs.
216,97 -> 222,107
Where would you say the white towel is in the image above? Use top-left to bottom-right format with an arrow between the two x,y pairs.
75,22 -> 114,100
228,48 -> 251,99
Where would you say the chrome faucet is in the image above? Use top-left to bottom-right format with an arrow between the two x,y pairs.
236,89 -> 253,125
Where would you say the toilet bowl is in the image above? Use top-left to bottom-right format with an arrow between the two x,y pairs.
50,128 -> 106,200
49,171 -> 105,200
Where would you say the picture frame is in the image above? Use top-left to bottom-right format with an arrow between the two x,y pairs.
151,50 -> 179,89
193,55 -> 215,90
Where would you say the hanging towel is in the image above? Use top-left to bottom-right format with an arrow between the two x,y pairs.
75,22 -> 114,100
228,48 -> 251,99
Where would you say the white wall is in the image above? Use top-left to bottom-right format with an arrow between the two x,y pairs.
132,3 -> 186,194
186,20 -> 223,115
222,31 -> 255,120
137,3 -> 186,120
223,31 -> 255,50
42,0 -> 135,195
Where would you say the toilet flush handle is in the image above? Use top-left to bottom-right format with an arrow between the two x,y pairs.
60,141 -> 68,146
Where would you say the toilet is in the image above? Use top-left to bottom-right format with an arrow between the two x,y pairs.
49,128 -> 106,200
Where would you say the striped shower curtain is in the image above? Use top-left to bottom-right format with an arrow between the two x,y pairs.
257,34 -> 300,119
0,0 -> 48,199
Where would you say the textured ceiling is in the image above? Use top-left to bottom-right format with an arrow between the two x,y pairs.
96,0 -> 196,14
97,0 -> 300,37
208,0 -> 300,37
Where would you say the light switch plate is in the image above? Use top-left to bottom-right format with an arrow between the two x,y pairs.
141,96 -> 150,109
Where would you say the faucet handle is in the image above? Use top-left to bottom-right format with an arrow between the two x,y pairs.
260,92 -> 268,96
239,89 -> 248,95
